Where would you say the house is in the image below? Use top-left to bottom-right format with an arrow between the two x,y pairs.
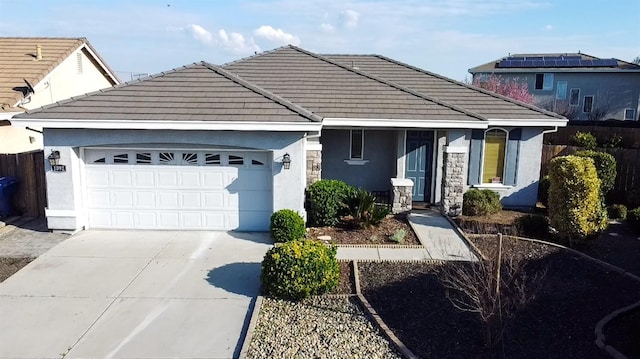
469,53 -> 640,121
11,46 -> 566,232
0,37 -> 119,153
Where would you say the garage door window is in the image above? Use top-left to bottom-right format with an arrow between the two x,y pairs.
114,153 -> 128,164
159,152 -> 176,164
229,155 -> 244,165
136,152 -> 152,164
205,153 -> 221,165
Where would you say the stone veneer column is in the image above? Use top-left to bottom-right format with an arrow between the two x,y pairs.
306,150 -> 322,186
391,178 -> 413,214
441,148 -> 466,216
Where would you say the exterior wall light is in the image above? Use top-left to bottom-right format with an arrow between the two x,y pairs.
48,150 -> 66,172
282,153 -> 291,169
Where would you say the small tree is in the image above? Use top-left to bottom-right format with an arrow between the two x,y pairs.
439,234 -> 546,351
573,150 -> 617,197
471,75 -> 534,104
548,155 -> 608,241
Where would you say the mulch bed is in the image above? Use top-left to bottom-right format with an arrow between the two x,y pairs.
308,214 -> 420,245
0,257 -> 33,282
357,236 -> 640,358
331,261 -> 356,295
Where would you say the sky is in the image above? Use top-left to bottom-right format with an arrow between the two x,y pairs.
1,0 -> 638,82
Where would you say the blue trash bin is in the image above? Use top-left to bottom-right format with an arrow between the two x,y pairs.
0,176 -> 18,218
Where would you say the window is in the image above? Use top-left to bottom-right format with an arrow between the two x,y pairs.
113,153 -> 128,164
482,129 -> 507,184
159,152 -> 175,164
350,129 -> 364,159
535,73 -> 554,90
556,81 -> 567,99
251,159 -> 264,165
625,109 -> 636,121
136,152 -> 152,164
205,153 -> 221,165
182,152 -> 198,164
583,96 -> 594,113
570,88 -> 580,106
93,158 -> 106,164
229,155 -> 244,165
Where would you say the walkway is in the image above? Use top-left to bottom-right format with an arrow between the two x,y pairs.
336,209 -> 477,262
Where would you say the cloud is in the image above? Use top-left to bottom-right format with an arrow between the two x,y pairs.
339,9 -> 359,29
218,29 -> 260,54
186,24 -> 214,45
320,23 -> 335,33
254,25 -> 300,45
545,24 -> 553,30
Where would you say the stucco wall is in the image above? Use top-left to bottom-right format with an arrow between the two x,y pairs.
464,127 -> 545,208
3,48 -> 115,154
44,128 -> 307,231
321,129 -> 396,191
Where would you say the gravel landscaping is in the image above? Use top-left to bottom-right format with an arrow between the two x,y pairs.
358,235 -> 640,358
307,214 -> 420,245
246,296 -> 401,359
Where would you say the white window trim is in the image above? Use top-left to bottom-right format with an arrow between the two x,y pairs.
479,127 -> 509,185
624,108 -> 636,121
583,95 -> 594,113
349,129 -> 364,160
471,183 -> 513,190
569,88 -> 580,106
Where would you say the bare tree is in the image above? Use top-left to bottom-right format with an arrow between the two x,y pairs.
536,99 -> 579,120
632,56 -> 640,65
438,234 -> 547,353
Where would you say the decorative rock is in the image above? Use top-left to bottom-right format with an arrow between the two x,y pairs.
317,235 -> 332,243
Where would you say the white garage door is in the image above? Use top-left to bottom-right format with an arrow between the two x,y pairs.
83,149 -> 272,231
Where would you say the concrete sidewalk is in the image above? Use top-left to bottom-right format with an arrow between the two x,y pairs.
336,210 -> 477,262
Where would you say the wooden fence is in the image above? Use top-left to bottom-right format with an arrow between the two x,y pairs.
544,122 -> 640,149
541,145 -> 640,203
0,150 -> 46,217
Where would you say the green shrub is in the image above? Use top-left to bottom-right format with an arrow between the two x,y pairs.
389,228 -> 407,244
607,204 -> 627,221
342,188 -> 390,228
571,131 -> 597,150
306,180 -> 355,227
462,189 -> 502,216
627,208 -> 640,231
548,155 -> 608,240
270,209 -> 306,243
574,150 -> 617,196
515,214 -> 549,238
625,188 -> 640,209
538,175 -> 550,207
260,240 -> 340,300
602,135 -> 624,149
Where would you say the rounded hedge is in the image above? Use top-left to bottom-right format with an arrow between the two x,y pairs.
260,240 -> 340,300
462,188 -> 502,216
306,179 -> 355,227
548,155 -> 608,240
607,204 -> 627,221
270,209 -> 306,243
537,175 -> 551,207
627,208 -> 640,232
574,150 -> 617,196
571,131 -> 597,150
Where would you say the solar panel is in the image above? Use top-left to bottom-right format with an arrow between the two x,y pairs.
568,59 -> 580,66
580,59 -> 593,66
556,60 -> 569,67
566,56 -> 582,60
496,56 -> 617,68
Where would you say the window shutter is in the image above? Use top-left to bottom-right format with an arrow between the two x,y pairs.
468,129 -> 484,185
503,128 -> 521,186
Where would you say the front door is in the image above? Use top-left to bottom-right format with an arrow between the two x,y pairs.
405,131 -> 433,202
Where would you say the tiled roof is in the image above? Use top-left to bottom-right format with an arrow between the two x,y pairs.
223,46 -> 485,122
16,63 -> 321,123
0,37 -> 119,112
469,53 -> 640,73
324,54 -> 563,120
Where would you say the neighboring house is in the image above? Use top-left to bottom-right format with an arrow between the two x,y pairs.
0,37 -> 119,153
469,53 -> 640,121
11,46 -> 566,232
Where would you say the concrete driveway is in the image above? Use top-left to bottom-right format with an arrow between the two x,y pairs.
0,230 -> 272,359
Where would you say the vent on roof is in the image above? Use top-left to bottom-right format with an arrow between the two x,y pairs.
35,45 -> 42,60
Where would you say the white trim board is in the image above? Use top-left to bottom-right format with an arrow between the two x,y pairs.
487,118 -> 568,127
323,118 -> 489,129
10,118 -> 322,132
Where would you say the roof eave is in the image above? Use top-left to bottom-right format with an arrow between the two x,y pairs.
322,117 -> 489,129
487,118 -> 568,127
9,118 -> 323,132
